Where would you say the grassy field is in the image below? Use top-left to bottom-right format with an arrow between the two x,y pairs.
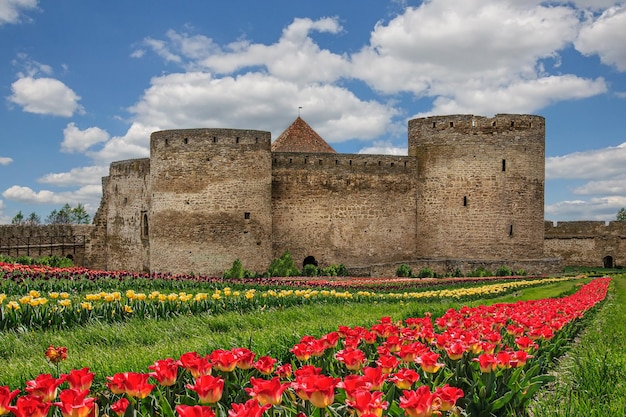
0,278 -> 585,389
524,275 -> 626,416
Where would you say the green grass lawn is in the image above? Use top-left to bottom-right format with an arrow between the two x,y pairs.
0,278 -> 584,389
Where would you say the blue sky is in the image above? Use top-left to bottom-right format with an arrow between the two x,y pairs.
1,0 -> 625,224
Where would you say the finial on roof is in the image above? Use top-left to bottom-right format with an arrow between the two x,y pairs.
271,115 -> 336,153
298,106 -> 302,117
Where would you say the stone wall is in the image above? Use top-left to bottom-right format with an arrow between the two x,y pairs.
271,153 -> 417,269
409,114 -> 545,260
149,129 -> 273,276
101,158 -> 151,272
544,220 -> 626,267
0,224 -> 93,265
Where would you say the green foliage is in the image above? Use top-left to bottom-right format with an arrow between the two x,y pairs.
266,251 -> 300,277
302,263 -> 318,277
396,263 -> 412,277
617,207 -> 626,221
417,267 -> 435,278
515,269 -> 527,276
319,263 -> 349,277
452,268 -> 463,277
46,203 -> 91,224
223,259 -> 245,279
11,211 -> 24,225
495,265 -> 513,276
0,254 -> 74,267
467,267 -> 493,277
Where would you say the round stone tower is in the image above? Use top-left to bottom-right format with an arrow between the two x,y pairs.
408,114 -> 545,260
149,128 -> 272,276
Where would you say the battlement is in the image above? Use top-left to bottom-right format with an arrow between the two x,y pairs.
151,128 -> 271,154
271,152 -> 415,173
545,220 -> 626,238
109,158 -> 150,176
408,114 -> 545,151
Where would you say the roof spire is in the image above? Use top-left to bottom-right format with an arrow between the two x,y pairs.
298,106 -> 302,117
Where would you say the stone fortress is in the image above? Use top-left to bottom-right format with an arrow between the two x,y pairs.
1,114 -> 625,275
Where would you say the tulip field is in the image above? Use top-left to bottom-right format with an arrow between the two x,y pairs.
0,262 -> 624,417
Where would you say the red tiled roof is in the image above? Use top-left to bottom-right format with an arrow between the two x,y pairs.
271,117 -> 336,153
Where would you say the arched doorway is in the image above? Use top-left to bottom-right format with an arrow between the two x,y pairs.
303,255 -> 318,268
603,255 -> 614,268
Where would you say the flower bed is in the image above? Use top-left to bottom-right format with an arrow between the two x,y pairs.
0,277 -> 610,417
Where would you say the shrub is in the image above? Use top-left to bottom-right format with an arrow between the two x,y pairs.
266,251 -> 301,277
452,268 -> 463,277
396,264 -> 412,277
495,265 -> 513,277
417,267 -> 435,278
515,268 -> 527,276
467,267 -> 493,277
302,264 -> 318,277
223,259 -> 245,279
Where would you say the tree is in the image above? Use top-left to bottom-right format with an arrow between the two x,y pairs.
24,212 -> 41,226
11,211 -> 24,225
617,207 -> 626,221
46,203 -> 91,224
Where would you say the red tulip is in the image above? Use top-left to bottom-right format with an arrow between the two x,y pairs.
149,358 -> 179,386
0,386 -> 20,415
176,404 -> 216,417
25,374 -> 64,401
416,351 -> 444,373
53,388 -> 97,417
8,395 -> 52,417
399,386 -> 435,417
45,345 -> 68,365
123,372 -> 155,399
388,368 -> 420,390
63,368 -> 95,391
254,356 -> 277,375
345,389 -> 388,417
186,374 -> 224,404
275,363 -> 293,378
244,377 -> 289,406
473,353 -> 497,373
335,347 -> 367,371
179,352 -> 213,378
232,348 -> 256,370
110,398 -> 129,416
228,399 -> 271,417
433,384 -> 464,412
210,349 -> 239,372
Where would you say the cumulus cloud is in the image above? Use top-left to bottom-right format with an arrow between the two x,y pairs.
545,195 -> 626,221
61,123 -> 110,153
38,166 -> 109,187
2,184 -> 102,213
546,142 -> 626,180
575,5 -> 626,71
128,71 -> 397,143
0,0 -> 37,25
358,141 -> 408,155
0,157 -> 13,165
8,76 -> 84,117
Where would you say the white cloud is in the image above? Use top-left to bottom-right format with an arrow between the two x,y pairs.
8,76 -> 84,117
352,0 -> 580,95
0,0 -> 37,25
358,141 -> 407,155
546,142 -> 626,180
128,71 -> 397,143
0,199 -> 9,224
575,5 -> 626,71
38,165 -> 109,187
61,123 -> 110,153
572,178 -> 626,195
545,195 -> 626,221
86,122 -> 154,164
0,157 -> 13,165
2,185 -> 102,214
